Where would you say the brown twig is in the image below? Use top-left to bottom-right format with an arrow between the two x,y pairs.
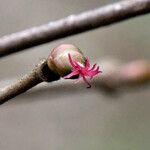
0,60 -> 60,104
0,0 -> 150,57
0,59 -> 150,104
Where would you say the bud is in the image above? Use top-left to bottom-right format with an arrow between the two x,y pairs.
120,60 -> 150,84
47,44 -> 86,77
47,44 -> 101,88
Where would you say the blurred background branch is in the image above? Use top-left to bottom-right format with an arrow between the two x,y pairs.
0,0 -> 150,57
0,0 -> 150,102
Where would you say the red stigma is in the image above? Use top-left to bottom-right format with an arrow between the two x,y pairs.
64,53 -> 102,88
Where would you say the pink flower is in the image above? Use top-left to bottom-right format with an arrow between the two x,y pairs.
64,53 -> 102,88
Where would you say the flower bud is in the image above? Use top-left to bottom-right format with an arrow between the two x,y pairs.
120,60 -> 150,84
47,44 -> 86,77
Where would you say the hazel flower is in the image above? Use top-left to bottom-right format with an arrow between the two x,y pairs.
47,44 -> 102,88
64,53 -> 102,88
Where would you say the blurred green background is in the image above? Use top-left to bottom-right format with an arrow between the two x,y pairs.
0,0 -> 150,150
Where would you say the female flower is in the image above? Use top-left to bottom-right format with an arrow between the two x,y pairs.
47,44 -> 101,88
64,53 -> 101,88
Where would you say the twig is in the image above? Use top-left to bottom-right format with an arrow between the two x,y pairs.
0,0 -> 150,57
0,60 -> 60,104
0,59 -> 150,104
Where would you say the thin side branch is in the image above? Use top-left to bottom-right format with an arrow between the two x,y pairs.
0,0 -> 150,57
0,60 -> 60,104
0,61 -> 44,104
0,59 -> 150,104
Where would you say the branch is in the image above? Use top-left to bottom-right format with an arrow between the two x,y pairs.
0,0 -> 150,57
0,59 -> 150,104
0,60 -> 60,104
